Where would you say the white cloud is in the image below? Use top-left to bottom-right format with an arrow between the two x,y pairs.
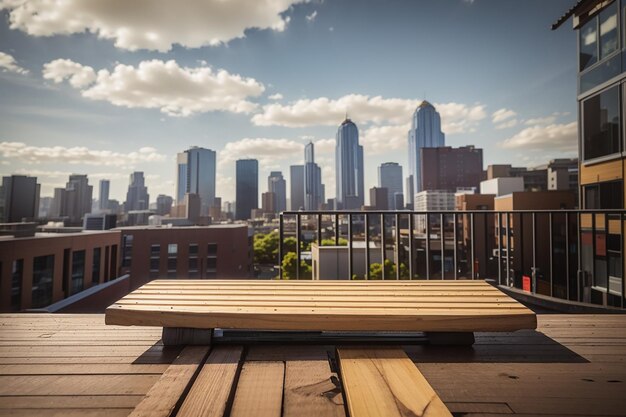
1,0 -> 306,52
251,94 -> 486,134
491,108 -> 516,124
313,138 -> 335,154
268,93 -> 284,100
43,59 -> 96,88
219,138 -> 303,167
0,51 -> 28,74
495,119 -> 518,130
0,142 -> 167,166
524,112 -> 569,126
361,123 -> 411,153
42,58 -> 265,117
306,10 -> 318,21
499,122 -> 578,153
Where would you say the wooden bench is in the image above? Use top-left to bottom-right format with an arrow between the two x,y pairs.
105,279 -> 536,346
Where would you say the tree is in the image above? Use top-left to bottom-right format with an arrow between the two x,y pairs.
281,252 -> 312,280
253,231 -> 279,265
320,238 -> 349,246
368,259 -> 399,280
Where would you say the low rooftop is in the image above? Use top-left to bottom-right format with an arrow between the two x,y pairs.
1,313 -> 624,416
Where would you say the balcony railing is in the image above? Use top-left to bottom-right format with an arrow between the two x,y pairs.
278,210 -> 626,309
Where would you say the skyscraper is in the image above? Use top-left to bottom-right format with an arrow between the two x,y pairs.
289,165 -> 305,211
176,152 -> 187,204
335,118 -> 364,210
0,175 -> 40,222
185,147 -> 216,216
125,172 -> 149,211
304,142 -> 324,210
235,159 -> 258,220
51,174 -> 92,223
378,162 -> 403,210
267,171 -> 286,213
408,101 -> 445,194
99,179 -> 110,211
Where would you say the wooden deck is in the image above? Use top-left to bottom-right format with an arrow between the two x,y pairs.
1,313 -> 625,416
105,280 -> 537,332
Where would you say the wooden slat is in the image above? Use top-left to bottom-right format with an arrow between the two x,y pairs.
128,345 -> 210,417
283,360 -> 345,417
337,348 -> 452,417
176,346 -> 244,417
230,361 -> 284,417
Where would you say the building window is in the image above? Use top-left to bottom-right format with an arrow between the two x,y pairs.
150,244 -> 160,275
32,255 -> 54,309
11,259 -> 23,312
600,2 -> 619,59
207,243 -> 217,256
167,243 -> 178,277
71,250 -> 85,295
189,244 -> 199,278
580,17 -> 597,71
580,1 -> 619,71
92,248 -> 101,285
122,235 -> 133,267
583,85 -> 620,160
584,180 -> 623,208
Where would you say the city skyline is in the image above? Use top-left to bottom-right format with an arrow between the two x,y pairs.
0,0 -> 578,202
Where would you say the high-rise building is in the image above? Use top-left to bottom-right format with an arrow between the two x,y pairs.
335,118 -> 364,210
156,195 -> 173,216
290,165 -> 305,211
125,172 -> 149,212
185,147 -> 216,216
99,179 -> 110,211
408,101 -> 445,194
176,152 -> 188,204
369,187 -> 389,210
268,171 -> 286,213
378,162 -> 403,210
0,175 -> 40,222
304,142 -> 324,210
420,146 -> 483,192
405,175 -> 414,210
235,159 -> 258,220
261,191 -> 276,213
51,174 -> 92,223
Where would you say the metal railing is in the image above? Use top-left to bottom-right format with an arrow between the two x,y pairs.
278,210 -> 626,309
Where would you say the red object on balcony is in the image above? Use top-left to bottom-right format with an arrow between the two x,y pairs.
523,275 -> 531,292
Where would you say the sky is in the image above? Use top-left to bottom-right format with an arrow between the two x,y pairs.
0,0 -> 579,205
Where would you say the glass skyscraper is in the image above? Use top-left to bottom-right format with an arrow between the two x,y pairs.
304,142 -> 324,210
378,162 -> 403,210
289,165 -> 305,211
186,147 -> 216,216
235,159 -> 258,220
267,171 -> 286,213
408,100 -> 445,194
335,118 -> 364,210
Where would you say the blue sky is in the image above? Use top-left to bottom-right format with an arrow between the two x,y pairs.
0,0 -> 578,204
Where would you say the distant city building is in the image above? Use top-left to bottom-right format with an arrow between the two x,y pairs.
261,191 -> 276,214
405,175 -> 414,210
368,187 -> 389,210
99,179 -> 110,211
414,190 -> 456,211
125,172 -> 149,212
394,192 -> 404,211
304,142 -> 324,210
185,147 -> 217,216
408,101 -> 445,194
289,165 -> 305,211
119,224 -> 253,289
0,230 -> 121,311
84,213 -> 117,230
420,146 -> 483,191
38,196 -> 53,218
176,152 -> 188,204
209,197 -> 222,221
378,162 -> 403,210
235,159 -> 258,220
184,193 -> 201,224
267,171 -> 286,213
155,195 -> 173,216
335,118 -> 364,210
51,174 -> 93,224
480,177 -> 525,197
0,175 -> 40,222
486,159 -> 578,197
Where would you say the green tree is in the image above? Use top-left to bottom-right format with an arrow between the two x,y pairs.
281,252 -> 312,280
320,238 -> 349,246
368,259 -> 398,280
253,231 -> 279,265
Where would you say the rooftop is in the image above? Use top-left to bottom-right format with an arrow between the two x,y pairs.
1,313 -> 624,416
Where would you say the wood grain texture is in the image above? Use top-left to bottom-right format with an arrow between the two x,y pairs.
338,347 -> 452,417
283,360 -> 345,417
176,346 -> 244,417
230,361 -> 284,417
105,279 -> 536,332
128,345 -> 210,417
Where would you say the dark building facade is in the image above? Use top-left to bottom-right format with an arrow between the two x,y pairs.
0,231 -> 121,312
0,175 -> 40,223
289,165 -> 305,211
125,172 -> 149,212
118,225 -> 253,289
235,159 -> 258,220
420,146 -> 483,191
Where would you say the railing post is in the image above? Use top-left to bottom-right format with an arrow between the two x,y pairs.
408,213 -> 414,279
440,212 -> 445,280
565,212 -> 570,300
348,213 -> 353,280
279,213 -> 284,279
381,213 -> 386,280
497,212 -> 502,286
334,213 -> 339,246
296,213 -> 301,280
317,213 -> 322,246
506,212 -> 511,287
395,213 -> 401,280
470,212 -> 475,280
576,211 -> 582,302
549,212 -> 554,297
365,213 -> 370,280
532,212 -> 537,294
453,212 -> 458,280
621,211 -> 625,309
425,213 -> 431,280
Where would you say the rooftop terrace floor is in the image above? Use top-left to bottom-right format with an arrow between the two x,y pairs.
0,313 -> 625,416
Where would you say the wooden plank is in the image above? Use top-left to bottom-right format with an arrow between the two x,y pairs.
0,410 -> 134,417
337,347 -> 452,417
230,361 -> 284,417
0,364 -> 168,375
0,395 -> 143,409
283,360 -> 345,417
176,346 -> 244,417
0,374 -> 159,395
128,345 -> 209,417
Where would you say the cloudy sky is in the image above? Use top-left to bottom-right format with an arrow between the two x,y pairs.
0,0 -> 578,204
